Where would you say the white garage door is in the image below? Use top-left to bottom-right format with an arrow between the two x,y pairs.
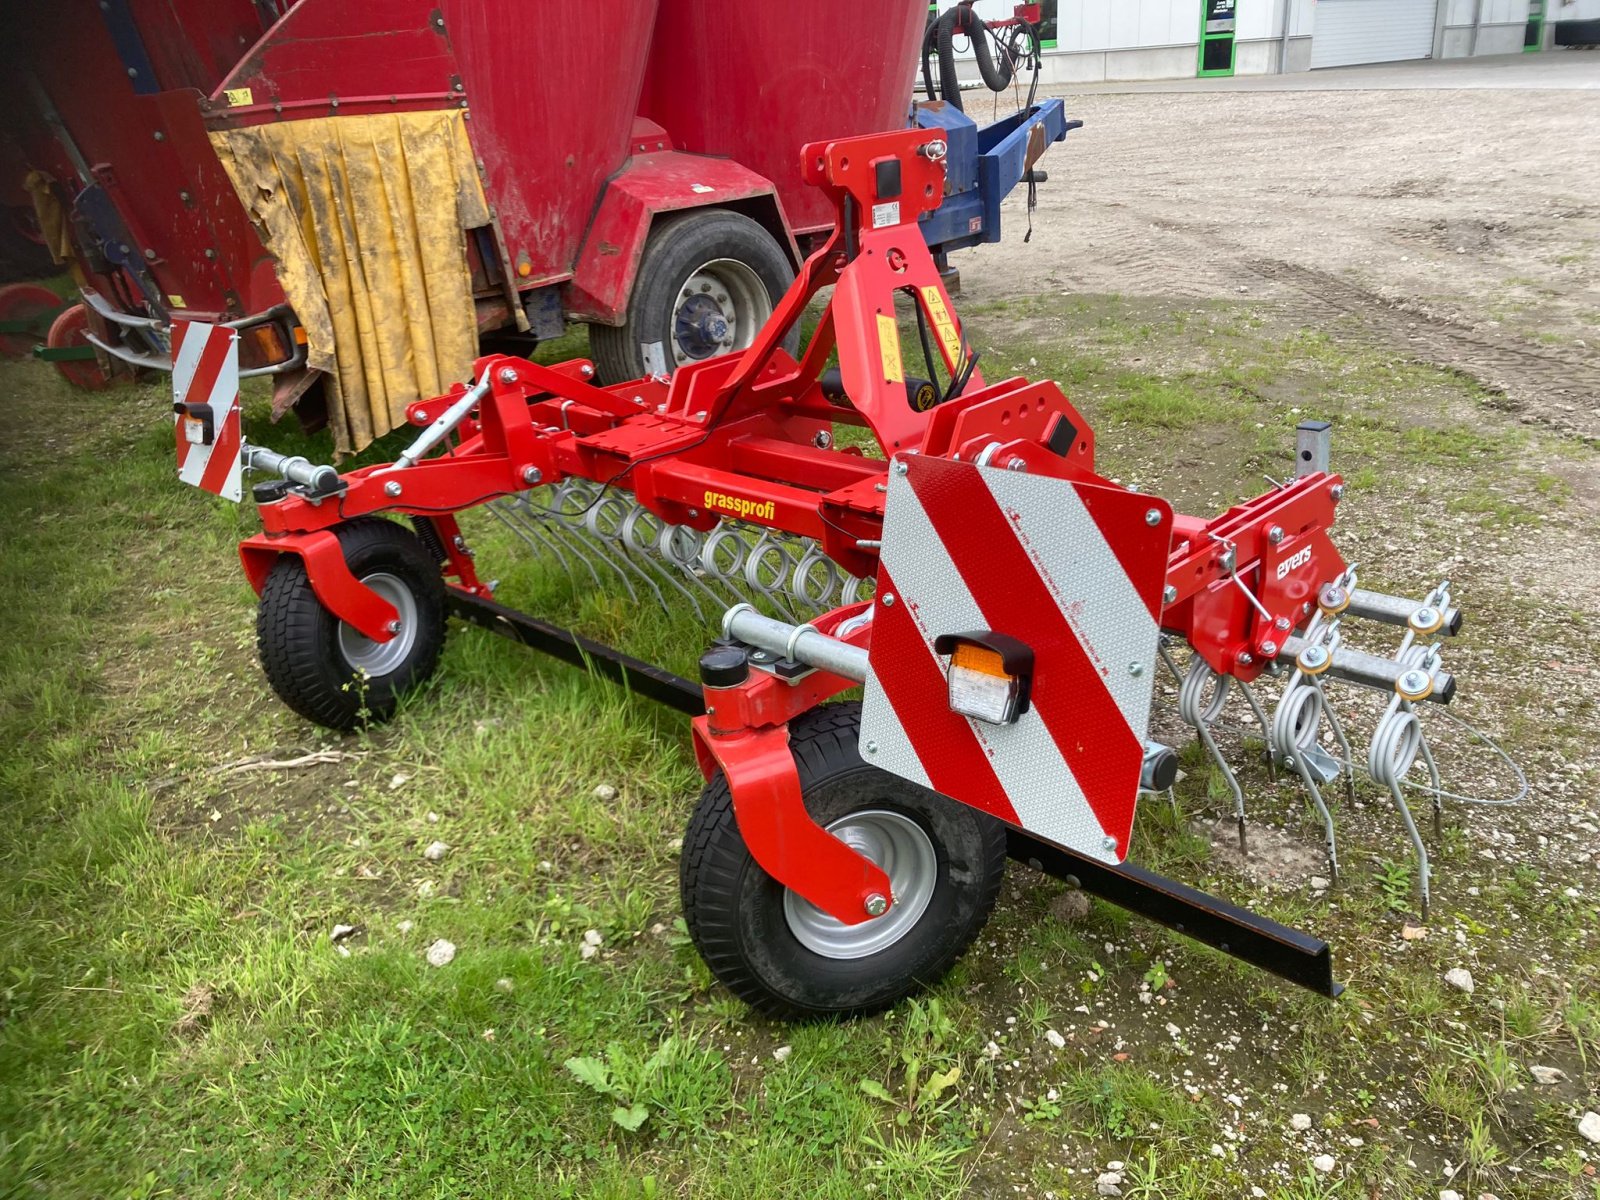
1311,0 -> 1439,68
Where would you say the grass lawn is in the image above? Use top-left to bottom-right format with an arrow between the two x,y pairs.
2,296 -> 1598,1199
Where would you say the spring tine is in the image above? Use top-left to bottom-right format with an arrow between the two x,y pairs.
549,518 -> 641,605
1369,693 -> 1431,919
1236,678 -> 1277,784
1178,657 -> 1249,853
1317,678 -> 1358,807
1158,638 -> 1185,684
1286,750 -> 1339,882
488,498 -> 584,591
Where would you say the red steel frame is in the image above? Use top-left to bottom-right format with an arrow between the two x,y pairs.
239,126 -> 1346,927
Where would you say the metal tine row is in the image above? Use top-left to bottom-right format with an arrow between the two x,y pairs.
484,484 -> 874,625
1162,570 -> 1460,916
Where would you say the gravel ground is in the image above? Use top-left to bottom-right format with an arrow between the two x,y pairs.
960,57 -> 1600,443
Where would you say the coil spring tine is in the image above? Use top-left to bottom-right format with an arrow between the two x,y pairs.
490,498 -> 587,591
1321,679 -> 1357,807
614,503 -> 707,621
1270,670 -> 1341,881
550,516 -> 640,604
1178,657 -> 1248,853
1237,678 -> 1276,784
1369,693 -> 1431,919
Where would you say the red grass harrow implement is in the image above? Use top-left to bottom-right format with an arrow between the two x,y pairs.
193,128 -> 1477,1017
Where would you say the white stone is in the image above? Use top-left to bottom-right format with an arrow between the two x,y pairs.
1290,1113 -> 1313,1132
330,924 -> 358,943
1444,968 -> 1474,994
1209,1144 -> 1225,1158
1106,1161 -> 1124,1172
1251,1189 -> 1266,1199
388,772 -> 410,790
425,939 -> 456,967
1045,1028 -> 1066,1049
579,943 -> 598,960
1312,1155 -> 1336,1174
1310,876 -> 1331,890
772,1045 -> 792,1063
426,811 -> 440,824
1095,1171 -> 1123,1197
423,840 -> 450,861
1440,1191 -> 1462,1200
396,919 -> 414,933
494,977 -> 514,992
594,783 -> 618,802
416,880 -> 436,898
583,929 -> 603,947
1578,1110 -> 1600,1144
1529,1065 -> 1565,1085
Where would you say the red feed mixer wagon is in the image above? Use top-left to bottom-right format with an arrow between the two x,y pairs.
175,126 -> 1484,1017
2,0 -> 1065,457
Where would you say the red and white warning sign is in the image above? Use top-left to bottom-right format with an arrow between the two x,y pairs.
171,320 -> 242,502
859,456 -> 1172,863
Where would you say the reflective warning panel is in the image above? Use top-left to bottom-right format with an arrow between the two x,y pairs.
859,457 -> 1172,862
171,321 -> 242,502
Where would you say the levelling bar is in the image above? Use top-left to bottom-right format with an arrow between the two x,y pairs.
447,587 -> 1342,998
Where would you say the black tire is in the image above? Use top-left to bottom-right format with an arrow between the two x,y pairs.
590,209 -> 798,384
680,702 -> 1007,1020
256,518 -> 446,731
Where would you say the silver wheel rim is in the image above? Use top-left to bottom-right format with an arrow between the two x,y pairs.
336,572 -> 418,677
670,258 -> 771,366
783,809 -> 938,959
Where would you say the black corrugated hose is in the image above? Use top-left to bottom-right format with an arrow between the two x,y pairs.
921,2 -> 1039,113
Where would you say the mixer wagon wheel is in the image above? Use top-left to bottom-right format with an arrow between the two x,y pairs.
255,519 -> 446,731
590,209 -> 798,384
680,702 -> 1008,1019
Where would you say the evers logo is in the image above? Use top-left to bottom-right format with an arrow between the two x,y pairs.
703,490 -> 776,523
1276,545 -> 1313,581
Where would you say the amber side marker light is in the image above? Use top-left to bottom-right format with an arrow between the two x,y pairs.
932,631 -> 1035,726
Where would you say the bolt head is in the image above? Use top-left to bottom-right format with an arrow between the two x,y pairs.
1145,508 -> 1162,526
580,364 -> 594,377
814,430 -> 833,449
1401,669 -> 1429,692
1101,836 -> 1117,852
1299,645 -> 1329,669
1236,651 -> 1254,666
1267,525 -> 1284,545
383,480 -> 402,498
385,619 -> 402,635
1006,457 -> 1027,472
1259,640 -> 1279,658
521,466 -> 542,484
1329,484 -> 1345,503
1163,584 -> 1178,605
1128,661 -> 1145,677
864,893 -> 889,917
497,367 -> 518,384
864,739 -> 878,755
893,460 -> 910,476
415,410 -> 429,424
881,593 -> 895,607
1275,616 -> 1291,631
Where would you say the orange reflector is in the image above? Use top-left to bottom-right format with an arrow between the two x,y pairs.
238,321 -> 291,370
952,642 -> 1009,678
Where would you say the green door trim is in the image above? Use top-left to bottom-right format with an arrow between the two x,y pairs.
1197,0 -> 1237,77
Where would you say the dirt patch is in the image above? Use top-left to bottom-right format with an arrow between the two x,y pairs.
969,84 -> 1600,441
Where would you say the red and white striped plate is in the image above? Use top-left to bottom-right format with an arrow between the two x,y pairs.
859,456 -> 1172,863
171,320 -> 242,502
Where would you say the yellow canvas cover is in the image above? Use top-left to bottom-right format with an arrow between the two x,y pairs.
210,109 -> 490,456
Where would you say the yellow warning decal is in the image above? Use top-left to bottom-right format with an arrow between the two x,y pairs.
223,88 -> 254,108
876,313 -> 904,384
920,285 -> 963,367
167,294 -> 187,308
